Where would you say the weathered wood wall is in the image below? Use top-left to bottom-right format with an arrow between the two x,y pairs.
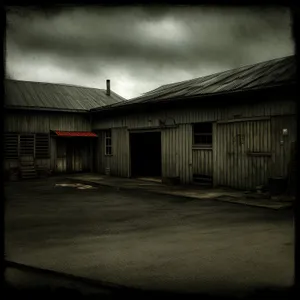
216,119 -> 272,189
92,94 -> 296,189
161,125 -> 193,184
4,110 -> 91,174
92,99 -> 296,130
271,115 -> 297,178
4,111 -> 91,132
192,149 -> 213,177
96,128 -> 130,177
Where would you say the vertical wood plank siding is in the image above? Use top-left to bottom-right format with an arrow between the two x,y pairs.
271,115 -> 297,178
161,128 -> 178,178
192,150 -> 213,176
110,128 -> 130,177
176,124 -> 193,184
96,128 -> 129,177
92,99 -> 296,130
92,97 -> 296,188
4,111 -> 91,173
5,112 -> 91,132
216,119 -> 272,189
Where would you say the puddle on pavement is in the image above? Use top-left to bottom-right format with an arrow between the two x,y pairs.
54,183 -> 96,190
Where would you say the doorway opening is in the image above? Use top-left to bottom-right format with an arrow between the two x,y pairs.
130,131 -> 162,179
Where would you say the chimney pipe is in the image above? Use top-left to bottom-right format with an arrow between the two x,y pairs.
106,79 -> 110,96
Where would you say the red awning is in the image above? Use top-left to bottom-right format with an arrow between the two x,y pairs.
54,131 -> 98,137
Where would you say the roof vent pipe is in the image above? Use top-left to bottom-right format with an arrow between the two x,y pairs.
106,79 -> 110,96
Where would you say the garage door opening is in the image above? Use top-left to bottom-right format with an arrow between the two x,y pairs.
130,132 -> 162,179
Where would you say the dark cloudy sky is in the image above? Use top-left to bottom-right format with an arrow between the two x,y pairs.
6,6 -> 294,99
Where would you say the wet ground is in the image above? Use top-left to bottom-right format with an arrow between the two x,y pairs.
4,177 -> 294,296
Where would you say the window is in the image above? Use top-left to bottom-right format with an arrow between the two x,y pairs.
4,133 -> 50,159
193,122 -> 212,147
105,130 -> 112,155
4,133 -> 18,159
35,133 -> 50,158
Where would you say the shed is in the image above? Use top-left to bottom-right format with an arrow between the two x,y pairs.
90,56 -> 296,190
4,79 -> 125,178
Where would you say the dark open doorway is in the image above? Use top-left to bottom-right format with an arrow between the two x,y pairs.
130,131 -> 162,178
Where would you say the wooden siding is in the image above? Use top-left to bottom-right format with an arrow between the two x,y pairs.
111,128 -> 129,177
5,111 -> 91,132
96,125 -> 192,184
216,119 -> 272,189
4,111 -> 91,174
161,128 -> 178,178
161,125 -> 193,184
92,99 -> 296,130
271,115 -> 297,178
50,137 -> 57,171
192,149 -> 213,176
92,100 -> 296,188
96,128 -> 129,177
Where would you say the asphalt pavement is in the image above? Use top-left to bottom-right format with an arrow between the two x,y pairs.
4,177 -> 294,297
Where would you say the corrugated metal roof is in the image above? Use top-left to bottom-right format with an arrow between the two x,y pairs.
92,55 -> 296,112
4,80 -> 126,112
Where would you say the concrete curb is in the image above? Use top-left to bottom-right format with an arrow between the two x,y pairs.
65,177 -> 292,210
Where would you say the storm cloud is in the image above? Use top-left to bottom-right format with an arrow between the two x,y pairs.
6,6 -> 294,98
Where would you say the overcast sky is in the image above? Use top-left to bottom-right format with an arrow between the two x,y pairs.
6,6 -> 294,99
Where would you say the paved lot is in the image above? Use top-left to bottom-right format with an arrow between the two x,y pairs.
4,177 -> 294,296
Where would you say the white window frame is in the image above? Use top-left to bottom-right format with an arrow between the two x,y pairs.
104,130 -> 112,156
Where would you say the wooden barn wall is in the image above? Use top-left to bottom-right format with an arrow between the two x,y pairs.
4,111 -> 91,173
95,128 -> 129,177
92,99 -> 296,130
92,97 -> 296,186
161,128 -> 178,178
5,111 -> 91,132
216,119 -> 272,190
192,149 -> 213,176
110,128 -> 129,177
271,115 -> 297,178
159,125 -> 193,184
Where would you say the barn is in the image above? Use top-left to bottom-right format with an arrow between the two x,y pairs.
90,55 -> 297,190
4,79 -> 125,179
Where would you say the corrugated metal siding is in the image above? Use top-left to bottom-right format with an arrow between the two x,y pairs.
192,149 -> 213,176
216,119 -> 271,189
271,115 -> 297,178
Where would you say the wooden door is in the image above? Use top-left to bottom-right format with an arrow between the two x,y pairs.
217,119 -> 271,189
66,140 -> 73,173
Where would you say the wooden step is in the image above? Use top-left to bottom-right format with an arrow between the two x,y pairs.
20,165 -> 37,179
